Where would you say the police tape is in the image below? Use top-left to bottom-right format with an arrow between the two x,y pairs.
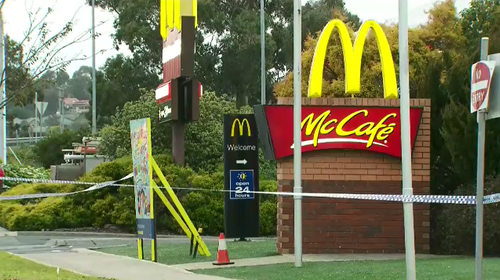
0,174 -> 133,201
0,175 -> 499,205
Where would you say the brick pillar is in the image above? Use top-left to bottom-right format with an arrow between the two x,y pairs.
276,97 -> 431,254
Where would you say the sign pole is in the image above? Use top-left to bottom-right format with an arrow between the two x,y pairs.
475,37 -> 489,280
398,0 -> 417,279
292,0 -> 302,267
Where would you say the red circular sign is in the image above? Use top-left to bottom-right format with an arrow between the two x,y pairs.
471,62 -> 492,111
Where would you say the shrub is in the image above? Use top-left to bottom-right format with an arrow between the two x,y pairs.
436,174 -> 500,256
34,128 -> 88,168
0,154 -> 278,237
3,164 -> 51,188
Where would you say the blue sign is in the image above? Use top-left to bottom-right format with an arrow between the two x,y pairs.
229,170 -> 255,200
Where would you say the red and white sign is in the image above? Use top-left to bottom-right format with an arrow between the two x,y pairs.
155,80 -> 204,105
255,106 -> 423,160
155,81 -> 172,105
471,60 -> 496,113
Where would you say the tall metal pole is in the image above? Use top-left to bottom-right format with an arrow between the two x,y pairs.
398,0 -> 416,279
260,0 -> 265,105
91,0 -> 97,135
475,37 -> 489,280
293,0 -> 302,267
0,9 -> 6,164
34,92 -> 38,143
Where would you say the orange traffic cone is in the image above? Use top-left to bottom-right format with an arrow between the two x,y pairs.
213,233 -> 234,265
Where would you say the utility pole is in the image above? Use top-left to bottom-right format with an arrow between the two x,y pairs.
91,0 -> 97,135
0,9 -> 6,164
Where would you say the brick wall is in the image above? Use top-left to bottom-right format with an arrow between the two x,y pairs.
275,97 -> 431,254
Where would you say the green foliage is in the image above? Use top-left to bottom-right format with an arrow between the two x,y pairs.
2,164 -> 50,188
34,128 -> 88,169
99,91 -> 264,174
99,89 -> 169,158
7,146 -> 40,167
436,174 -> 500,256
94,54 -> 161,126
184,92 -> 252,171
0,155 -> 278,236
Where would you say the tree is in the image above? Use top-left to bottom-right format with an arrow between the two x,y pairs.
88,0 -> 360,107
66,66 -> 93,100
99,90 -> 260,173
0,1 -> 108,109
34,128 -> 88,168
93,54 -> 161,126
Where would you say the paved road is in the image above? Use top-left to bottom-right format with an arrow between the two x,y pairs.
0,231 -> 274,254
19,248 -> 234,280
0,232 -> 216,254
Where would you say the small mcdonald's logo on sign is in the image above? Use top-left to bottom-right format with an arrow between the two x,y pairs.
231,119 -> 251,137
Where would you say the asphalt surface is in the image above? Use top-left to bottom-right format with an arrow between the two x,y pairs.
0,230 -> 273,254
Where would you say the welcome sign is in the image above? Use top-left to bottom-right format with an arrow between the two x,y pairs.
254,105 -> 423,160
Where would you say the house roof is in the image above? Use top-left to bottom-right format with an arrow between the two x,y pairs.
64,98 -> 90,106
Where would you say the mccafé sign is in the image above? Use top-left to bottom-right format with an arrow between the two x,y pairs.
254,106 -> 423,160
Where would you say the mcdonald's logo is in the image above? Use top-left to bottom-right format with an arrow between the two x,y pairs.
160,0 -> 198,39
231,119 -> 252,137
308,20 -> 398,99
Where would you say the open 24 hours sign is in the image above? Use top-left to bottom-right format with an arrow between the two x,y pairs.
229,169 -> 255,200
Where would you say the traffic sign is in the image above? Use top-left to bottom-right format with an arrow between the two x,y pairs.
36,101 -> 48,116
223,114 -> 259,239
471,60 -> 496,113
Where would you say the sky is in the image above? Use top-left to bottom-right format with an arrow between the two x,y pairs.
2,0 -> 472,76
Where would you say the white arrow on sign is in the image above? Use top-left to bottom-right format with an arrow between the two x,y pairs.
236,159 -> 247,165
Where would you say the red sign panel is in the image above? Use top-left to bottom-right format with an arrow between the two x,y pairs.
470,61 -> 496,113
255,106 -> 423,160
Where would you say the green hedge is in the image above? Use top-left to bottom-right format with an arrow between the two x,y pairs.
2,164 -> 51,188
435,174 -> 500,256
0,154 -> 277,236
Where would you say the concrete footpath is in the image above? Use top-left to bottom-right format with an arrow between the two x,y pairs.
173,253 -> 450,271
15,248 -> 234,280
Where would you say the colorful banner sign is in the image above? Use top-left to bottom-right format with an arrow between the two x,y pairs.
130,118 -> 155,239
254,106 -> 423,160
308,20 -> 398,99
471,60 -> 496,113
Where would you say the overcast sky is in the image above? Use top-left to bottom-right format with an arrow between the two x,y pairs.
3,0 -> 471,76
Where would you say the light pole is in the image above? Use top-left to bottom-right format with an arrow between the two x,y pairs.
398,0 -> 417,279
0,8 -> 6,164
91,0 -> 97,135
292,0 -> 302,268
260,0 -> 265,105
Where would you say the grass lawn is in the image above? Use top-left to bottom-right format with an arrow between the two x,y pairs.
194,258 -> 500,280
97,240 -> 277,265
0,251 -> 108,280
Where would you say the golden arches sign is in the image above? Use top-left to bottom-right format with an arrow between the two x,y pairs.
231,119 -> 252,137
308,20 -> 398,99
160,0 -> 198,39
